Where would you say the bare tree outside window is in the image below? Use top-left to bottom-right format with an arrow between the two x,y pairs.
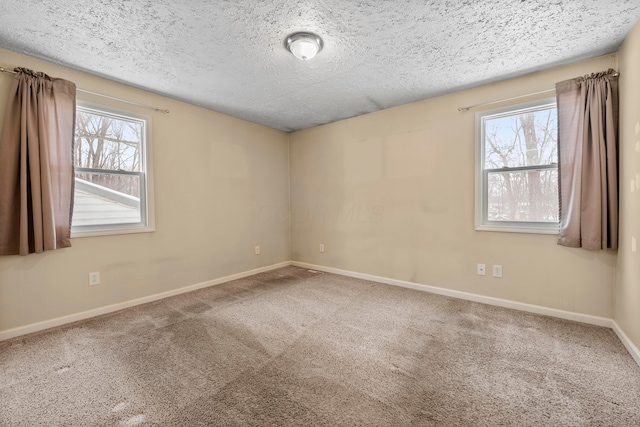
72,106 -> 150,231
74,110 -> 143,197
478,102 -> 559,230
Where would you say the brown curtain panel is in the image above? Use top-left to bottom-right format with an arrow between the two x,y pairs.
556,69 -> 619,250
0,68 -> 76,256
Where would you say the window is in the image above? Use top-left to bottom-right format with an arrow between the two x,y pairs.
475,98 -> 559,233
71,103 -> 154,237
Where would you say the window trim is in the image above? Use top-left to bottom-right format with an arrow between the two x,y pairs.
71,101 -> 155,238
475,97 -> 559,234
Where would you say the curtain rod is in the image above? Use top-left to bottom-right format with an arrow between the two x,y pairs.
458,88 -> 555,112
457,71 -> 620,112
0,66 -> 169,114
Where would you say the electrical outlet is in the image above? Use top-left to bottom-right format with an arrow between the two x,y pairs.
319,243 -> 325,253
493,265 -> 503,278
89,272 -> 100,286
477,264 -> 486,276
254,245 -> 260,255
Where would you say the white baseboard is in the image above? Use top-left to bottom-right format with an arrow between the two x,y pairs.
292,261 -> 613,328
296,261 -> 640,367
613,321 -> 640,367
0,261 -> 292,342
4,259 -> 639,368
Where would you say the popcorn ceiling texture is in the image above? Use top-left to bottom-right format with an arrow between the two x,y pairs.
0,0 -> 639,131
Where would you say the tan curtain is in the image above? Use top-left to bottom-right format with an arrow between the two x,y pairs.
0,68 -> 76,256
556,69 -> 619,249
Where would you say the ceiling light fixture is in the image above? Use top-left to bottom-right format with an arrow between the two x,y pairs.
285,32 -> 323,61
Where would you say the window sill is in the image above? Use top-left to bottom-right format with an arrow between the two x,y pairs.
71,225 -> 155,239
475,224 -> 559,235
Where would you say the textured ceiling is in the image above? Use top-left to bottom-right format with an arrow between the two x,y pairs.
1,1 -> 639,132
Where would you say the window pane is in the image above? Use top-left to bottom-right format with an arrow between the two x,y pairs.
487,169 -> 558,222
73,173 -> 141,226
484,107 -> 557,169
74,110 -> 143,172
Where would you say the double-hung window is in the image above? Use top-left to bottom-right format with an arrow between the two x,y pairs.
475,98 -> 559,233
72,103 -> 154,237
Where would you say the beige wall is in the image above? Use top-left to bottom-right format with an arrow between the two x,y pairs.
0,49 -> 290,334
616,20 -> 640,351
0,44 -> 630,337
291,55 -> 618,318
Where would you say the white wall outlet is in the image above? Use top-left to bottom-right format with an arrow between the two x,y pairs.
89,272 -> 100,286
493,265 -> 503,278
319,243 -> 325,253
254,245 -> 261,255
477,264 -> 486,276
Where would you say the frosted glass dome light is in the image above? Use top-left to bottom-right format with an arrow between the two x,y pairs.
285,32 -> 323,61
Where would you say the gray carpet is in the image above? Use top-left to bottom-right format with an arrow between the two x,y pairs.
1,266 -> 639,426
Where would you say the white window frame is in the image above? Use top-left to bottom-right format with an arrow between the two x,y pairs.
475,98 -> 559,234
71,102 -> 155,238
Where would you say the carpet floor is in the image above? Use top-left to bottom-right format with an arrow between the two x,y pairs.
1,266 -> 639,426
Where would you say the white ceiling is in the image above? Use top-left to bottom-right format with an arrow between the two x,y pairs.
1,1 -> 639,132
